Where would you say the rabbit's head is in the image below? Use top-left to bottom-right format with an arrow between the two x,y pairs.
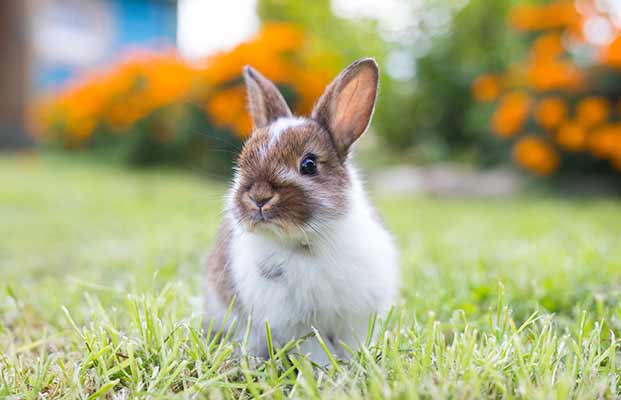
230,58 -> 379,240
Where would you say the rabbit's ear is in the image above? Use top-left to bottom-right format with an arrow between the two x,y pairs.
312,58 -> 379,159
243,66 -> 292,129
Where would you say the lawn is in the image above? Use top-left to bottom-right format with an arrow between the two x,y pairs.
1,155 -> 620,399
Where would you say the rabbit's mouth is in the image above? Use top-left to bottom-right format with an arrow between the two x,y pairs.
244,213 -> 299,234
247,218 -> 288,239
245,211 -> 280,230
249,207 -> 273,224
248,218 -> 316,250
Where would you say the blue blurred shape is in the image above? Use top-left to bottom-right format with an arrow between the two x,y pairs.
111,0 -> 177,51
34,0 -> 177,91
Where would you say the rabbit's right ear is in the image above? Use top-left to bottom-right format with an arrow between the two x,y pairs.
312,58 -> 379,160
243,66 -> 292,129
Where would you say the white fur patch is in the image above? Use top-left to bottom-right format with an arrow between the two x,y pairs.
268,117 -> 307,146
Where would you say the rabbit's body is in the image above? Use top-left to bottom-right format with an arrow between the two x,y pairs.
204,59 -> 398,363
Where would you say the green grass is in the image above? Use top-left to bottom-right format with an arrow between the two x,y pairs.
1,155 -> 620,398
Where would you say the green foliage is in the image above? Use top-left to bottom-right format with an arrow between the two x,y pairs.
395,0 -> 524,163
2,156 -> 621,397
83,106 -> 242,177
258,0 -> 387,67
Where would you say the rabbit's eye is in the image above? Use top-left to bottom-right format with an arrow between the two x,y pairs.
300,154 -> 318,176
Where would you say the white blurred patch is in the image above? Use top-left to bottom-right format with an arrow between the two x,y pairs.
386,49 -> 416,81
595,0 -> 621,29
331,0 -> 414,42
33,0 -> 113,66
177,0 -> 260,60
583,16 -> 615,46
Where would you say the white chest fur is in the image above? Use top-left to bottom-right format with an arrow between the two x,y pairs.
228,171 -> 398,352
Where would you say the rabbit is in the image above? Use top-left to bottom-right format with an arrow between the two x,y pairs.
204,58 -> 399,365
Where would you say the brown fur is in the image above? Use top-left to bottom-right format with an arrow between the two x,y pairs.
205,218 -> 235,306
233,121 -> 349,232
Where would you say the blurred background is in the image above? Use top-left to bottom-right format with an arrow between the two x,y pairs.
2,0 -> 621,193
4,3 -> 621,395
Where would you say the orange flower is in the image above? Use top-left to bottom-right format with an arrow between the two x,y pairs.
576,97 -> 610,127
202,23 -> 305,86
526,59 -> 584,92
472,74 -> 502,102
491,91 -> 532,138
293,69 -> 332,114
531,33 -> 565,61
588,124 -> 621,160
257,23 -> 305,54
600,36 -> 621,68
535,97 -> 567,130
206,85 -> 252,138
556,121 -> 586,151
508,2 -> 579,32
513,136 -> 559,176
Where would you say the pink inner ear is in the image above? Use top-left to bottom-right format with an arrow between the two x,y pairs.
330,67 -> 377,148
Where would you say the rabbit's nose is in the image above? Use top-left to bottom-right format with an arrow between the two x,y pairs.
250,194 -> 273,209
248,181 -> 274,209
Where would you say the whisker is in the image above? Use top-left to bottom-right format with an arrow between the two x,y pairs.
192,129 -> 243,150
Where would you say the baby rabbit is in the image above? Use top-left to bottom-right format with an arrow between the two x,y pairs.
204,58 -> 398,364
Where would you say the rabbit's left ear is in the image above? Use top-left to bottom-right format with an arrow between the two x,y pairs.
312,58 -> 379,159
243,66 -> 292,130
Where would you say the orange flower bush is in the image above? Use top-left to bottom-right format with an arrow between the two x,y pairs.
205,86 -> 252,136
29,23 -> 332,167
473,0 -> 621,176
30,51 -> 198,144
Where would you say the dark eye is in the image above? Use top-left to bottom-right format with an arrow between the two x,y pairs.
300,154 -> 318,176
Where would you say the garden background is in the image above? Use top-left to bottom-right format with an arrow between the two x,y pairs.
2,0 -> 621,398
